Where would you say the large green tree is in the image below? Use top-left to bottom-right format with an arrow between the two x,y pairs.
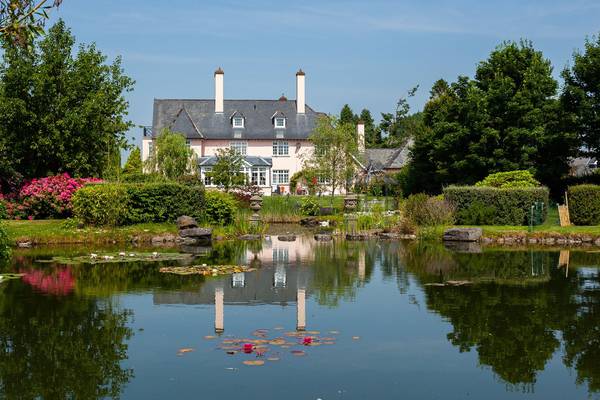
0,19 -> 134,182
407,40 -> 577,193
339,104 -> 357,125
145,128 -> 195,180
0,0 -> 61,46
359,108 -> 381,148
561,34 -> 600,161
207,147 -> 245,192
305,115 -> 358,197
379,87 -> 422,148
122,147 -> 142,176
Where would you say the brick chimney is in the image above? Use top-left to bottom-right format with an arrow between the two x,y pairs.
214,67 -> 224,113
296,69 -> 305,114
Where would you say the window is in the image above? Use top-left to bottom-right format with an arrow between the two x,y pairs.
275,117 -> 286,128
148,141 -> 154,155
273,265 -> 287,288
233,117 -> 244,128
317,175 -> 330,185
202,167 -> 213,186
230,141 -> 247,155
232,272 -> 245,288
185,139 -> 191,148
272,141 -> 289,156
251,167 -> 267,186
272,170 -> 289,185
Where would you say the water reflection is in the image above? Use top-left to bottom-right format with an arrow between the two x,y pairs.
1,240 -> 599,398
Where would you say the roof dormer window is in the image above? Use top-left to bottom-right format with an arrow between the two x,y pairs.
233,117 -> 244,128
275,117 -> 286,129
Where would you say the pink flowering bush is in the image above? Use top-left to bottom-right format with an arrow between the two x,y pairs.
7,173 -> 102,219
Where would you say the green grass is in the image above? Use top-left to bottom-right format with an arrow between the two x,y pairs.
5,220 -> 178,244
457,206 -> 600,237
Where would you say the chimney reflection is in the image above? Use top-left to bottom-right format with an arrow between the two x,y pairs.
297,288 -> 306,331
358,249 -> 366,281
215,286 -> 224,334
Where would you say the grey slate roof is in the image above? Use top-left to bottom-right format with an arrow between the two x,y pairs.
364,143 -> 411,171
153,99 -> 322,140
199,155 -> 273,167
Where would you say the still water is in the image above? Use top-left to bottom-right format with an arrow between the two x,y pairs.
1,237 -> 599,399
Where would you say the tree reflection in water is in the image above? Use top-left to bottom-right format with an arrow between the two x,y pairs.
398,243 -> 600,394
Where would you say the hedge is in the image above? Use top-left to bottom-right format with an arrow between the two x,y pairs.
73,182 -> 205,226
568,185 -> 600,226
444,186 -> 549,226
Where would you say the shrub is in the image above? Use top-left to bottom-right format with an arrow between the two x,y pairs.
0,223 -> 10,260
475,170 -> 540,189
444,186 -> 549,225
9,173 -> 102,219
72,184 -> 130,226
568,185 -> 600,225
230,184 -> 262,206
300,197 -> 320,216
73,182 -> 205,226
403,194 -> 455,226
125,183 -> 204,224
456,201 -> 497,225
203,191 -> 236,225
0,199 -> 6,220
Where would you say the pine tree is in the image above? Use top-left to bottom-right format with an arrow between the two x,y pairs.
340,104 -> 357,125
122,147 -> 142,176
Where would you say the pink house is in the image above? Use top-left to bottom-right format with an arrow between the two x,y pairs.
142,68 -> 322,195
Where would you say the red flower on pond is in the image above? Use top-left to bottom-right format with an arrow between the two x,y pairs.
20,267 -> 75,296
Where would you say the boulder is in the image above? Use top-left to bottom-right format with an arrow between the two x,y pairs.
442,228 -> 482,242
346,233 -> 368,241
314,234 -> 333,242
277,234 -> 297,242
177,215 -> 198,230
239,234 -> 262,241
300,217 -> 319,227
179,227 -> 212,238
444,241 -> 482,253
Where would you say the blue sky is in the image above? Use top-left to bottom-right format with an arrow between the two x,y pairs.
48,0 -> 600,147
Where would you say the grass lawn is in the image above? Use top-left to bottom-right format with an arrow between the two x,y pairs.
5,219 -> 177,245
465,206 -> 600,237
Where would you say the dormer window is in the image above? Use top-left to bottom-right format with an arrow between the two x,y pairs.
275,117 -> 286,129
233,117 -> 244,128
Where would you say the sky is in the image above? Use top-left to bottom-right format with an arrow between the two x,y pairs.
46,0 -> 600,148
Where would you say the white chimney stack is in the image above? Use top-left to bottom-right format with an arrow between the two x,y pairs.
214,67 -> 224,113
357,120 -> 365,153
296,69 -> 306,114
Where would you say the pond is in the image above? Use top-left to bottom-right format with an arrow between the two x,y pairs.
0,238 -> 599,399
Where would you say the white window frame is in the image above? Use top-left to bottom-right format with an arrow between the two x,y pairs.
185,139 -> 191,148
272,141 -> 289,157
230,141 -> 247,155
233,117 -> 244,128
274,117 -> 286,128
251,167 -> 267,186
272,169 -> 289,185
202,167 -> 213,186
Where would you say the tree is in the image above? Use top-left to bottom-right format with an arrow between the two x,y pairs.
305,115 -> 358,198
407,40 -> 577,193
145,128 -> 195,180
340,104 -> 357,125
0,20 -> 134,180
122,147 -> 142,176
0,0 -> 62,47
359,109 -> 381,148
208,147 -> 246,192
379,87 -> 422,148
561,34 -> 600,161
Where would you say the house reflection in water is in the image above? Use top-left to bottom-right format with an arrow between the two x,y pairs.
154,236 -> 316,333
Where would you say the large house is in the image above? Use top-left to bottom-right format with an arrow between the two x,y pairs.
142,68 -> 323,195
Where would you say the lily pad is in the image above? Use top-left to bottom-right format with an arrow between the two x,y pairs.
177,348 -> 195,356
160,265 -> 256,276
39,253 -> 192,265
291,350 -> 306,356
243,360 -> 265,366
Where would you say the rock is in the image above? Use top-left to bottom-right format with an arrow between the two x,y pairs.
399,234 -> 417,240
300,217 -> 319,227
556,238 -> 567,245
277,234 -> 297,242
594,238 -> 600,246
179,227 -> 212,239
179,245 -> 212,255
239,234 -> 261,241
16,241 -> 32,248
378,232 -> 401,240
442,228 -> 482,242
346,233 -> 368,241
545,237 -> 556,245
152,234 -> 177,244
582,236 -> 593,243
177,215 -> 198,230
482,237 -> 494,244
528,238 -> 538,244
314,234 -> 332,242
